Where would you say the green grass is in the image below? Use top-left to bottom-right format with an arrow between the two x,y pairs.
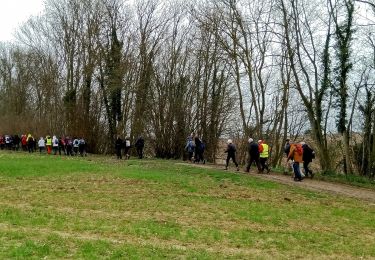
0,151 -> 374,259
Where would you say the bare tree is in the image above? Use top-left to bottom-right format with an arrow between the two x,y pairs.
279,0 -> 334,173
329,0 -> 355,174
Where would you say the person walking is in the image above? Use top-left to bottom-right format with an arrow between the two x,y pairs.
27,134 -> 35,153
200,139 -> 206,164
224,139 -> 239,171
302,142 -> 315,178
21,134 -> 27,151
258,140 -> 270,173
283,138 -> 292,175
59,137 -> 65,155
13,134 -> 20,151
185,136 -> 195,162
135,136 -> 144,159
46,135 -> 52,154
115,136 -> 123,159
52,135 -> 59,155
124,137 -> 131,159
73,138 -> 79,155
245,138 -> 261,173
38,137 -> 45,154
288,142 -> 304,181
0,135 -> 4,150
194,135 -> 204,163
79,137 -> 86,156
5,135 -> 11,150
65,137 -> 73,156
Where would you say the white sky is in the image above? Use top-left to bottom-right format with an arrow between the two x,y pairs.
0,0 -> 45,42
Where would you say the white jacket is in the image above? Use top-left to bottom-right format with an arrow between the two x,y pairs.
52,136 -> 59,147
38,139 -> 45,147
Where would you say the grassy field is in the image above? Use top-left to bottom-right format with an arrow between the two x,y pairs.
0,151 -> 374,259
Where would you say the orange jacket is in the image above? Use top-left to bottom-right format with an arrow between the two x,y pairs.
288,144 -> 303,163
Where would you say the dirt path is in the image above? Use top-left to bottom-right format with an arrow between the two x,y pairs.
178,162 -> 375,203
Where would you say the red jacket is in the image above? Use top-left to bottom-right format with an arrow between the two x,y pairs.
258,142 -> 263,153
21,136 -> 27,145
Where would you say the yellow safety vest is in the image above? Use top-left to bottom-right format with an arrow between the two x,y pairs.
46,137 -> 52,146
260,143 -> 269,158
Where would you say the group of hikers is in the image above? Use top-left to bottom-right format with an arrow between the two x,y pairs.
185,135 -> 315,182
185,133 -> 206,164
0,134 -> 87,156
223,138 -> 271,173
284,139 -> 315,181
225,138 -> 315,181
115,136 -> 145,160
2,131 -> 314,181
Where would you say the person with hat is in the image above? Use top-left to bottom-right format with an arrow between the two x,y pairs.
224,139 -> 239,171
245,138 -> 261,173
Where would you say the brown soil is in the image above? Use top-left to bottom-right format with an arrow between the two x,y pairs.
178,162 -> 375,203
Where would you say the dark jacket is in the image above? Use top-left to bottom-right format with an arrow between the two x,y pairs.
302,144 -> 314,163
226,143 -> 236,156
194,137 -> 202,152
135,137 -> 144,148
284,142 -> 291,156
248,141 -> 260,158
13,135 -> 20,146
115,138 -> 123,149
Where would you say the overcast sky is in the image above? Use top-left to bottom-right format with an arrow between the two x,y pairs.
0,0 -> 44,42
0,0 -> 374,43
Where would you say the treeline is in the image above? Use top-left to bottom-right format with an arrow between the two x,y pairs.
0,0 -> 374,177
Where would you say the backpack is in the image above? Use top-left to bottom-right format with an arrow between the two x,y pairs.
284,144 -> 290,155
186,140 -> 195,153
303,145 -> 315,159
54,139 -> 59,145
295,144 -> 303,155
